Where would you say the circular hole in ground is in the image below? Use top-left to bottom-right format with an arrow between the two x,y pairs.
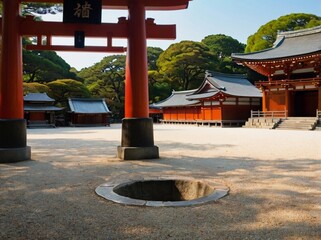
113,180 -> 214,201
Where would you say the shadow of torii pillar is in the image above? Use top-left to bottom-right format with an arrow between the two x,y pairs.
0,0 -> 31,163
117,1 -> 159,160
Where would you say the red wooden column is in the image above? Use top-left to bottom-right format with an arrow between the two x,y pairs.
261,88 -> 267,112
125,0 -> 149,118
0,0 -> 31,163
118,0 -> 159,160
0,0 -> 23,118
285,88 -> 290,117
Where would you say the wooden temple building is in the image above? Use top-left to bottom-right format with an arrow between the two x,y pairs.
232,26 -> 321,119
24,93 -> 63,128
150,71 -> 261,126
68,98 -> 111,127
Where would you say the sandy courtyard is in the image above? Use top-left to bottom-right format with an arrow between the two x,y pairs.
1,124 -> 321,239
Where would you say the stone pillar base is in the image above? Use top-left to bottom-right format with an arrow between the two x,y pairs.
0,119 -> 31,163
0,147 -> 31,163
118,118 -> 159,160
117,146 -> 159,160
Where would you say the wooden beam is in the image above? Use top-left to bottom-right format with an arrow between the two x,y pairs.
19,16 -> 176,39
20,16 -> 128,38
19,0 -> 190,10
26,45 -> 126,52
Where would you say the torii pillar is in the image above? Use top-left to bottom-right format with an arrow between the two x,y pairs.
117,1 -> 158,160
0,0 -> 31,163
0,0 -> 190,162
117,0 -> 191,160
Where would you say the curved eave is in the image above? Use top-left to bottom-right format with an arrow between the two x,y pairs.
24,106 -> 64,111
232,51 -> 321,63
161,102 -> 200,108
186,91 -> 218,100
224,93 -> 262,98
71,111 -> 111,114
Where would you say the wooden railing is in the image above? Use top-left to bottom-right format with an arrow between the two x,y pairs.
255,77 -> 321,88
251,110 -> 288,118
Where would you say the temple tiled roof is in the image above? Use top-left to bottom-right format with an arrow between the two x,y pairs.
68,98 -> 111,114
151,71 -> 261,108
151,89 -> 200,108
186,71 -> 261,100
24,93 -> 54,102
232,26 -> 321,61
24,104 -> 63,111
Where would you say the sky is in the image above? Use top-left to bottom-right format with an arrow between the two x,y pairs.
41,0 -> 321,70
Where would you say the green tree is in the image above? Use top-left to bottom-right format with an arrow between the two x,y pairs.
157,41 -> 217,90
149,81 -> 172,103
146,47 -> 172,103
202,34 -> 246,74
46,79 -> 91,107
246,13 -> 321,52
23,50 -> 77,83
147,47 -> 163,70
23,82 -> 49,95
78,55 -> 126,118
202,34 -> 245,57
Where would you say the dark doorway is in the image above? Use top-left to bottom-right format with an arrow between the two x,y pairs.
294,90 -> 318,116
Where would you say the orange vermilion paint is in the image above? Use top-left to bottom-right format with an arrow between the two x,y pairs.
0,0 -> 24,119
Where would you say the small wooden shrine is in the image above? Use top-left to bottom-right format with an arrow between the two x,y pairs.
68,98 -> 111,127
24,93 -> 63,127
232,26 -> 321,117
151,71 -> 261,126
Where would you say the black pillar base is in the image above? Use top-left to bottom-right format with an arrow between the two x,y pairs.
117,118 -> 159,160
0,119 -> 31,163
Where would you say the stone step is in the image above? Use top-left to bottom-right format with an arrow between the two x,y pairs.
275,117 -> 318,130
286,117 -> 318,120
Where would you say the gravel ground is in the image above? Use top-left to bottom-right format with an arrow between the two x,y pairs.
1,124 -> 321,240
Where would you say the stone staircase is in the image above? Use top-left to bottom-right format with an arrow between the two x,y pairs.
275,117 -> 319,130
243,117 -> 281,129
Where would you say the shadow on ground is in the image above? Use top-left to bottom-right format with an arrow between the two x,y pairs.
1,145 -> 320,239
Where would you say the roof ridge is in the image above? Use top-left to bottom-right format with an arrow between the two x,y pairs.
68,98 -> 105,101
172,89 -> 197,94
206,70 -> 247,79
277,25 -> 321,38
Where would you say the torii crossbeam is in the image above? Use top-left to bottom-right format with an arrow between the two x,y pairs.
0,0 -> 191,162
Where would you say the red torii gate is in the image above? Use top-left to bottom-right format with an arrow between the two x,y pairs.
0,0 -> 191,162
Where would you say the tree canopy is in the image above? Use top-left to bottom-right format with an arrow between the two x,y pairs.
202,34 -> 245,57
46,79 -> 91,107
23,82 -> 49,95
157,41 -> 218,90
147,47 -> 163,71
78,55 -> 126,118
246,13 -> 321,52
23,50 -> 77,83
202,34 -> 246,74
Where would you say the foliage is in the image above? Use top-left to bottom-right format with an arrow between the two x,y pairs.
23,50 -> 77,83
23,82 -> 49,95
78,55 -> 126,118
202,34 -> 246,74
147,47 -> 163,70
202,34 -> 245,57
149,81 -> 172,103
157,41 -> 218,90
147,47 -> 171,103
246,13 -> 321,52
46,79 -> 91,107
